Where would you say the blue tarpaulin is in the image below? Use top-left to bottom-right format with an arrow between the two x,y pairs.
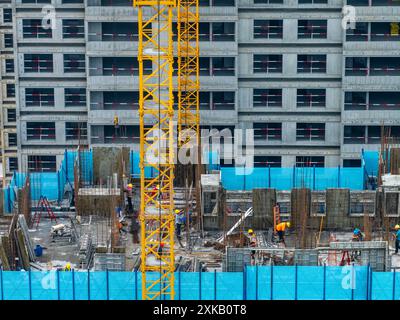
221,166 -> 365,191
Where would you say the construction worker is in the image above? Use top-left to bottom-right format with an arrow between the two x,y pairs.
394,225 -> 400,254
275,221 -> 291,245
248,229 -> 257,247
248,229 -> 257,265
118,217 -> 128,235
175,209 -> 185,240
352,228 -> 364,241
64,262 -> 71,271
158,242 -> 164,258
126,183 -> 133,213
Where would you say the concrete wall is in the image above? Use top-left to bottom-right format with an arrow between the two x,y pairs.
204,187 -> 399,232
92,147 -> 130,184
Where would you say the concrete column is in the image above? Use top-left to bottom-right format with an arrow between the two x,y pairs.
252,188 -> 275,229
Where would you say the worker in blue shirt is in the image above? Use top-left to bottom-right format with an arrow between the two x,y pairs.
352,228 -> 364,241
394,225 -> 400,254
175,209 -> 185,240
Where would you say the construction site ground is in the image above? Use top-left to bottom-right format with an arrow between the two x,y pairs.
16,214 -> 400,271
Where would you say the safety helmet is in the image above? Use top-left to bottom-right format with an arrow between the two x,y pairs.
286,222 -> 291,228
160,242 -> 164,248
65,262 -> 71,269
248,229 -> 254,234
175,209 -> 181,214
127,183 -> 133,189
353,228 -> 360,235
395,225 -> 400,230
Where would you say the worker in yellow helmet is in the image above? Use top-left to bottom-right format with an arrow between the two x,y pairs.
275,221 -> 291,245
247,229 -> 257,247
247,229 -> 257,265
394,225 -> 400,254
64,262 -> 71,271
124,182 -> 133,214
113,115 -> 119,128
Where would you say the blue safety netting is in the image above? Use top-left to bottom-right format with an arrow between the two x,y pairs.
362,150 -> 379,177
221,166 -> 365,191
0,266 -> 399,300
3,150 -> 95,213
129,150 -> 220,178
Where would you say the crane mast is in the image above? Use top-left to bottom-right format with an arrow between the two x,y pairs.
134,0 -> 200,300
177,0 -> 200,149
134,0 -> 176,300
177,0 -> 202,234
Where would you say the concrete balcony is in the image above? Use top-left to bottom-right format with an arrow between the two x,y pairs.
87,75 -> 139,90
238,0 -> 343,8
85,6 -> 140,22
341,143 -> 380,158
86,41 -> 236,56
344,41 -> 400,55
198,76 -> 238,90
342,110 -> 400,125
254,140 -> 340,148
343,76 -> 400,90
351,6 -> 400,20
87,74 -> 237,91
199,7 -> 237,19
200,110 -> 238,125
88,109 -> 139,125
86,41 -> 139,56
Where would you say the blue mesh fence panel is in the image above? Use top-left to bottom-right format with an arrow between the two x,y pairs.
130,152 -> 155,178
270,168 -> 294,190
74,271 -> 89,300
200,272 -> 215,300
108,271 -> 136,300
31,271 -> 58,300
272,266 -> 296,300
297,266 -> 324,300
314,168 -> 339,190
245,266 -> 256,300
246,168 -> 268,190
340,168 -> 364,190
362,151 -> 379,177
220,168 -> 245,190
216,272 -> 243,300
325,266 -> 355,300
208,151 -> 220,171
221,167 -> 365,191
1,268 -> 399,300
395,273 -> 400,300
59,271 -> 74,300
351,266 -> 368,300
89,271 -> 107,300
40,173 -> 59,200
2,271 -> 30,300
294,168 -> 314,189
256,266 -> 272,300
371,272 -> 394,300
180,272 -> 200,300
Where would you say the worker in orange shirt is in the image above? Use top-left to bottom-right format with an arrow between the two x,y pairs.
275,221 -> 291,245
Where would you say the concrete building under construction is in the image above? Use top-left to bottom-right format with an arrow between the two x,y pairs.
1,0 -> 400,302
3,0 -> 400,172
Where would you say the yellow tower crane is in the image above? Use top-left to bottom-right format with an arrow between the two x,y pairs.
177,0 -> 200,150
134,0 -> 176,300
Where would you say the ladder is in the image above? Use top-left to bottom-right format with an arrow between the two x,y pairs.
31,196 -> 58,229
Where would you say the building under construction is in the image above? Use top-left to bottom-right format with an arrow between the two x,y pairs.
1,0 -> 400,302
